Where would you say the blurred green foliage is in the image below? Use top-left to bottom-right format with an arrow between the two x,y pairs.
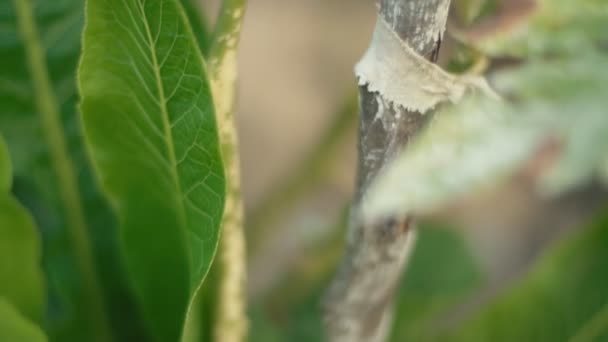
0,0 -> 145,339
0,135 -> 45,330
468,0 -> 608,57
0,298 -> 46,342
390,227 -> 483,341
448,212 -> 608,341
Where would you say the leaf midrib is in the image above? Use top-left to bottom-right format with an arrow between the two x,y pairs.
136,1 -> 189,254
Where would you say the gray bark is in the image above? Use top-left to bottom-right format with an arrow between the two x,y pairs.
322,1 -> 452,341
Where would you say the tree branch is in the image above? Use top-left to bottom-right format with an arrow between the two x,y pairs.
323,1 -> 452,341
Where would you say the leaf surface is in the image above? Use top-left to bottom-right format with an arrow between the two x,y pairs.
0,298 -> 47,342
0,1 -> 148,340
79,0 -> 225,340
0,136 -> 45,324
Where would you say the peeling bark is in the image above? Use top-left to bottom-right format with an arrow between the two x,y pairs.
322,1 -> 452,341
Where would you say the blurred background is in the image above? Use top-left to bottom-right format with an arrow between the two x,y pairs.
235,0 -> 371,298
202,0 -> 608,340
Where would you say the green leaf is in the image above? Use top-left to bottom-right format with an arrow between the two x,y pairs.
1,1 -> 148,340
0,298 -> 47,342
0,136 -> 45,324
447,211 -> 608,341
79,0 -> 226,340
180,0 -> 210,54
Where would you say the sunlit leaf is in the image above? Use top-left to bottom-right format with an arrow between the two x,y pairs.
79,0 -> 226,340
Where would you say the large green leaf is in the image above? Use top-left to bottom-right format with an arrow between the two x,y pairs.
447,211 -> 608,341
0,298 -> 47,342
0,136 -> 45,324
79,0 -> 225,340
1,1 -> 147,340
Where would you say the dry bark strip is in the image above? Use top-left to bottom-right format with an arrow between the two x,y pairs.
322,1 -> 452,341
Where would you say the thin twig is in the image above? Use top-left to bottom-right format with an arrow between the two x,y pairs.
208,0 -> 248,341
323,1 -> 452,341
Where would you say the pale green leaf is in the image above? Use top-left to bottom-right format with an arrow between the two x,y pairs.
0,136 -> 45,324
0,298 -> 47,342
496,56 -> 608,195
363,97 -> 549,222
79,0 -> 225,340
470,0 -> 608,57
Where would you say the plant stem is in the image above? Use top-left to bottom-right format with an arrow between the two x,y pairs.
208,0 -> 248,341
12,0 -> 111,340
323,1 -> 452,341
